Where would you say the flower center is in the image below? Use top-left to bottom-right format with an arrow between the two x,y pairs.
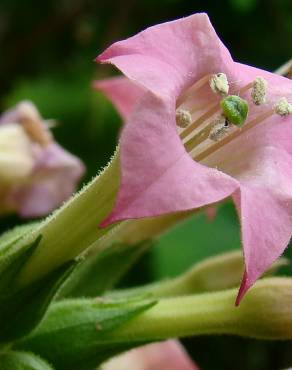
176,73 -> 292,163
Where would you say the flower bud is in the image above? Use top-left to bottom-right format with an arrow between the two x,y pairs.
237,278 -> 292,339
0,124 -> 34,184
0,101 -> 85,217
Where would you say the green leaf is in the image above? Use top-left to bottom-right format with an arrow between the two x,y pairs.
0,237 -> 75,342
15,297 -> 156,370
0,222 -> 40,276
0,351 -> 54,370
0,228 -> 78,343
61,241 -> 151,298
152,202 -> 240,278
0,222 -> 39,257
0,235 -> 42,294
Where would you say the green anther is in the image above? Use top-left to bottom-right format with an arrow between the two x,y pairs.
220,95 -> 249,126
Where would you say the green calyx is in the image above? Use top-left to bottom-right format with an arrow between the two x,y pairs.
220,95 -> 249,126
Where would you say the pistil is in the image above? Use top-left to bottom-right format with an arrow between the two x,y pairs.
194,97 -> 291,162
178,79 -> 254,140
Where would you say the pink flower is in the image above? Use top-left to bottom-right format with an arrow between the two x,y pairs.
102,340 -> 198,370
0,101 -> 85,218
93,76 -> 145,121
96,13 -> 292,303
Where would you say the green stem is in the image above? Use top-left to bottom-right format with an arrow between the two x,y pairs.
106,278 -> 292,341
112,291 -> 239,340
109,250 -> 245,299
108,251 -> 287,299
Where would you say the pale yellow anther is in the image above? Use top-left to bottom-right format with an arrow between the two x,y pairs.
274,97 -> 292,116
176,109 -> 192,128
209,115 -> 230,141
209,73 -> 229,96
251,77 -> 267,105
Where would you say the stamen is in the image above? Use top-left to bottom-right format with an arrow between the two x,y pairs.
180,82 -> 254,140
209,73 -> 229,96
180,103 -> 218,140
209,116 -> 231,141
194,97 -> 292,161
251,77 -> 267,105
184,121 -> 213,152
274,97 -> 292,116
194,109 -> 274,162
177,74 -> 211,107
17,102 -> 52,146
176,109 -> 192,128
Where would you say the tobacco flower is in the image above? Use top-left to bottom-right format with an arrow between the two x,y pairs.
96,13 -> 292,303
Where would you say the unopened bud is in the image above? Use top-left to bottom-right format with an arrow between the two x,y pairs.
237,278 -> 292,339
17,101 -> 52,146
0,124 -> 34,183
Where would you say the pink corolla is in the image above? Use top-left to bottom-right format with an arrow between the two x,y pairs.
96,13 -> 292,303
102,340 -> 198,370
0,101 -> 84,218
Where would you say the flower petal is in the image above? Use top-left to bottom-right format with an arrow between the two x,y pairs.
97,13 -> 234,98
102,340 -> 198,370
93,76 -> 145,121
101,93 -> 238,227
233,147 -> 292,304
10,143 -> 85,217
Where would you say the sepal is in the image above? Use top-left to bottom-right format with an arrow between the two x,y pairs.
15,297 -> 156,370
60,241 -> 152,298
0,233 -> 76,342
0,351 -> 54,370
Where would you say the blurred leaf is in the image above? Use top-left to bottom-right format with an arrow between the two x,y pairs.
0,234 -> 76,342
16,297 -> 155,370
0,234 -> 41,293
0,222 -> 39,259
152,202 -> 240,278
0,351 -> 54,370
229,0 -> 258,12
61,241 -> 152,298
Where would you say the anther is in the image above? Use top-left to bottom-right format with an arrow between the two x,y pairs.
209,73 -> 229,96
176,109 -> 192,128
274,97 -> 292,116
209,115 -> 231,141
251,77 -> 267,105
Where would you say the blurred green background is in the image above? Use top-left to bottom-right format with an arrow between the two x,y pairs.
0,0 -> 291,369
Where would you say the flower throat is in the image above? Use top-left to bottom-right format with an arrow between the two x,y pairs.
176,73 -> 292,162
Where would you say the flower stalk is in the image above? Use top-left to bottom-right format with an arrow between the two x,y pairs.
105,278 -> 292,342
108,251 -> 288,300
